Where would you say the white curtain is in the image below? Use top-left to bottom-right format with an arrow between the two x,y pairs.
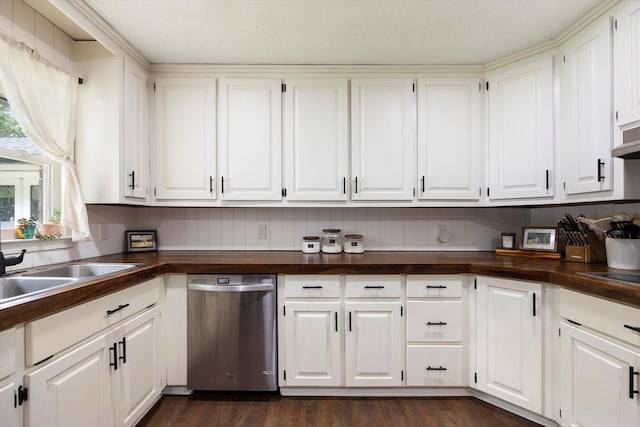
0,37 -> 91,241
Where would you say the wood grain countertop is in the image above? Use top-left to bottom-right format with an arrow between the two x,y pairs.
0,250 -> 638,330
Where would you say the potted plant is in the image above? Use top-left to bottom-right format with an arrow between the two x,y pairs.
37,209 -> 62,239
16,216 -> 37,239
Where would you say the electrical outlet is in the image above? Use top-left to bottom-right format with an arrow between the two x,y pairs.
437,224 -> 450,243
99,224 -> 109,240
257,224 -> 268,240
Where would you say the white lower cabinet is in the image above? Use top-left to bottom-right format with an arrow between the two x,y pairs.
0,327 -> 23,427
473,276 -> 543,414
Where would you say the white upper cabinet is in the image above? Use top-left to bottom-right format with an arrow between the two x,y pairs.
283,79 -> 349,201
153,77 -> 216,202
614,0 -> 640,128
486,55 -> 554,201
561,16 -> 613,195
219,78 -> 283,200
417,77 -> 482,200
123,60 -> 150,201
351,78 -> 416,201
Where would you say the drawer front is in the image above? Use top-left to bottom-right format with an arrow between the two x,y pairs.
284,275 -> 341,298
406,275 -> 463,298
26,279 -> 161,366
0,328 -> 16,380
345,275 -> 402,298
407,345 -> 465,386
407,301 -> 463,342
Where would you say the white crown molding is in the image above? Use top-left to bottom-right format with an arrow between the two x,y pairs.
47,0 -> 149,70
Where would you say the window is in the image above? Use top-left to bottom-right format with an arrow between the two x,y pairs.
0,96 -> 60,233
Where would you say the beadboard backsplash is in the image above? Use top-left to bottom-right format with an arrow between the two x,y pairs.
137,207 -> 528,251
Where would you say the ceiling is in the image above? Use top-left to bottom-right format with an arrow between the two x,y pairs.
33,0 -> 606,65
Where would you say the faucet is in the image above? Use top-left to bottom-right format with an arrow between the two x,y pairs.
0,249 -> 26,275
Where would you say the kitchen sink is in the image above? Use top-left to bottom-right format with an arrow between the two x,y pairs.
578,271 -> 640,287
0,277 -> 79,302
23,263 -> 142,278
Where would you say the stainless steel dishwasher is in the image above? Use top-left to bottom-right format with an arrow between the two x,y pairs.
187,274 -> 277,391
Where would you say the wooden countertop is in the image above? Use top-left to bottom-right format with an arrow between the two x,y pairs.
0,250 -> 638,330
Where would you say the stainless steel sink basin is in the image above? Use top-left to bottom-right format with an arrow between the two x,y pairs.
578,271 -> 640,286
0,277 -> 79,302
24,263 -> 142,278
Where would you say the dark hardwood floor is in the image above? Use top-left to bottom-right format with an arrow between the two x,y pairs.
137,393 -> 542,426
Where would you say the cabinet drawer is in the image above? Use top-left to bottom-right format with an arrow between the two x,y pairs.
345,275 -> 402,298
406,345 -> 465,386
407,301 -> 463,342
284,275 -> 341,298
406,275 -> 463,298
26,279 -> 161,366
0,328 -> 16,380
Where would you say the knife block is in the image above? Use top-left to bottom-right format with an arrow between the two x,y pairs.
564,231 -> 606,263
565,245 -> 592,263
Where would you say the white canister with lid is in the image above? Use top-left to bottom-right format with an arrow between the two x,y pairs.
321,229 -> 342,253
344,234 -> 365,253
302,236 -> 320,253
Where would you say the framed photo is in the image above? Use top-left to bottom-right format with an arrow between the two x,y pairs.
521,227 -> 558,252
126,230 -> 157,252
501,232 -> 517,250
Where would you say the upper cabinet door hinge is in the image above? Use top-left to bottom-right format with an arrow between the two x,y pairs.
282,83 -> 286,93
281,188 -> 287,197
563,54 -> 566,63
77,77 -> 84,85
614,19 -> 618,31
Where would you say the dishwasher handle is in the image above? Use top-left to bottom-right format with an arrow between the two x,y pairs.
188,283 -> 275,292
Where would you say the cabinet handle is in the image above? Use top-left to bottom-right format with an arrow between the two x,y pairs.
348,311 -> 352,332
421,176 -> 425,193
17,385 -> 27,406
343,177 -> 346,194
14,390 -> 17,408
354,176 -> 358,194
106,303 -> 130,316
629,366 -> 639,399
209,176 -> 214,193
364,285 -> 384,289
119,337 -> 127,365
302,285 -> 323,289
624,324 -> 640,333
109,343 -> 118,370
426,285 -> 447,289
221,176 -> 225,194
426,321 -> 447,326
597,159 -> 605,182
426,366 -> 447,371
128,171 -> 135,190
545,169 -> 550,190
335,312 -> 338,332
533,293 -> 537,317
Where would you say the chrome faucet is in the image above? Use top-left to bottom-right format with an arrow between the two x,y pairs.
0,249 -> 26,275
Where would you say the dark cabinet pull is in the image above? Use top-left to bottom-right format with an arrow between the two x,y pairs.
545,169 -> 550,190
629,366 -> 639,399
533,293 -> 537,317
354,176 -> 358,194
302,285 -> 323,289
13,389 -> 17,408
597,159 -> 605,182
335,312 -> 338,332
343,177 -> 346,194
421,176 -> 425,193
221,176 -> 225,194
348,311 -> 352,332
364,285 -> 384,289
426,366 -> 447,371
17,385 -> 27,405
128,171 -> 135,190
426,285 -> 447,289
109,343 -> 118,370
106,303 -> 130,317
624,324 -> 640,333
426,321 -> 447,326
119,337 -> 127,364
209,176 -> 214,193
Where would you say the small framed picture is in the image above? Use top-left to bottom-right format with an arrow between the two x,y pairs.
521,227 -> 558,252
501,232 -> 517,250
126,230 -> 157,252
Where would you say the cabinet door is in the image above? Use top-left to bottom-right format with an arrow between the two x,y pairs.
417,77 -> 482,200
561,17 -> 613,195
284,79 -> 349,201
344,301 -> 403,387
475,277 -> 542,413
487,55 -> 554,200
219,78 -> 282,200
123,59 -> 149,201
351,79 -> 416,200
560,321 -> 640,427
154,77 -> 216,201
283,301 -> 341,386
615,0 -> 640,127
114,306 -> 162,427
0,379 -> 19,427
25,333 -> 112,427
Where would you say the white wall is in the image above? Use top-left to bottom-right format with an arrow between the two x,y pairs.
530,202 -> 640,227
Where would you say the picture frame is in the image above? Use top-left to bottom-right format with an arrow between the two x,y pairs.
521,227 -> 558,252
125,230 -> 157,252
501,232 -> 517,250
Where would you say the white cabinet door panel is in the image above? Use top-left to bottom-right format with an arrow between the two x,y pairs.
615,1 -> 640,127
284,79 -> 349,201
123,59 -> 149,200
219,78 -> 282,200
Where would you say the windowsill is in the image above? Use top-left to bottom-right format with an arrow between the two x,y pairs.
1,237 -> 74,254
